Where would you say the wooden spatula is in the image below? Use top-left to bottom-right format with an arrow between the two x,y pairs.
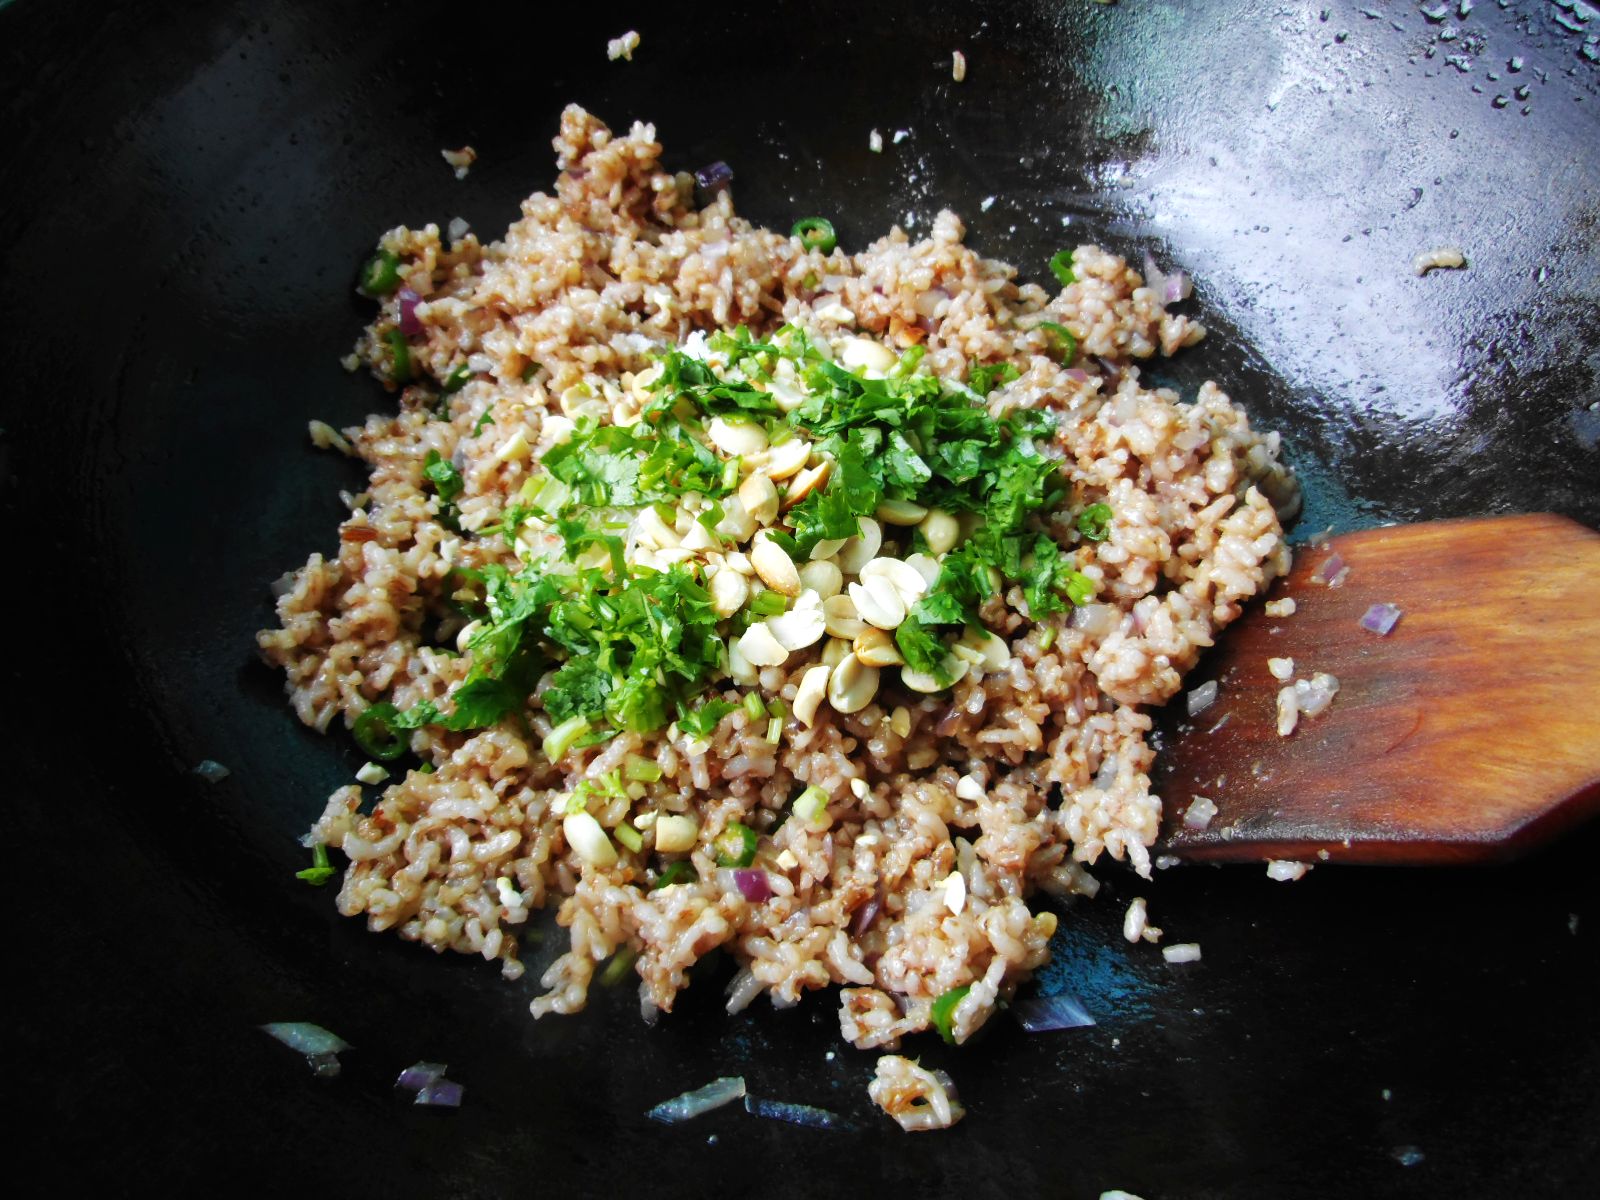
1154,513 -> 1600,865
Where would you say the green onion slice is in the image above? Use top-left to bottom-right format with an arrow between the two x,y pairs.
791,217 -> 838,254
442,363 -> 472,393
930,984 -> 972,1045
615,822 -> 644,853
599,945 -> 640,987
713,821 -> 759,869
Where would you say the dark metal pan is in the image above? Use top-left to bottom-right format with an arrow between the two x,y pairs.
6,1 -> 1596,1195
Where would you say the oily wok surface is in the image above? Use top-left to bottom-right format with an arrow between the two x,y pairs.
4,0 -> 1597,1195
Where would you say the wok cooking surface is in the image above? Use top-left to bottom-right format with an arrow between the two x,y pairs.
6,0 -> 1596,1195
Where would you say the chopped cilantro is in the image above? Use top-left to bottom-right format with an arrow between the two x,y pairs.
967,360 -> 1019,397
471,407 -> 496,436
1077,502 -> 1113,542
678,699 -> 738,739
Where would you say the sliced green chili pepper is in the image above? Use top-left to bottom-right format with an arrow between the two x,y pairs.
713,822 -> 759,869
1048,249 -> 1076,288
352,702 -> 408,760
1038,320 -> 1078,366
791,217 -> 838,254
930,984 -> 972,1045
359,249 -> 402,297
442,363 -> 472,393
385,328 -> 412,384
652,860 -> 699,889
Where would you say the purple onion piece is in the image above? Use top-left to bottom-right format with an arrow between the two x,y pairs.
732,868 -> 771,903
850,890 -> 884,936
396,1061 -> 449,1091
743,1095 -> 850,1130
1311,551 -> 1346,585
694,161 -> 734,192
1360,603 -> 1402,636
397,288 -> 423,336
1011,992 -> 1097,1033
1165,271 -> 1192,303
414,1079 -> 465,1108
1061,367 -> 1091,383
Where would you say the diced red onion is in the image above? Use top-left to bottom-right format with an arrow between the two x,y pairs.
1360,603 -> 1402,636
733,869 -> 771,903
1011,992 -> 1097,1032
397,288 -> 423,336
1183,795 -> 1219,831
1310,551 -> 1346,585
850,890 -> 885,936
744,1095 -> 850,1130
414,1079 -> 464,1108
1165,271 -> 1192,303
1070,603 -> 1119,638
193,759 -> 231,782
1186,680 -> 1218,717
647,1076 -> 746,1123
396,1062 -> 449,1091
1062,367 -> 1091,383
694,161 -> 734,192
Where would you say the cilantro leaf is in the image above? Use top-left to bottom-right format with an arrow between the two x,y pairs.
677,699 -> 738,738
1077,502 -> 1113,542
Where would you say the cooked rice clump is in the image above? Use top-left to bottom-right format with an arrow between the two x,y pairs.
258,105 -> 1297,1049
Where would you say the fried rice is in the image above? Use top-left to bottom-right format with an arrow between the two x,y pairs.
257,104 -> 1298,1060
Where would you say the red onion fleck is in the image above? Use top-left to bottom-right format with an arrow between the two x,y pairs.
1360,603 -> 1402,635
850,889 -> 884,935
1011,992 -> 1096,1032
414,1079 -> 465,1108
1062,367 -> 1091,383
1165,271 -> 1192,303
732,869 -> 771,903
396,1061 -> 449,1091
1310,551 -> 1346,586
694,161 -> 734,193
397,288 -> 423,336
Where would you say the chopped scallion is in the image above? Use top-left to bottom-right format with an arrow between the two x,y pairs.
792,785 -> 830,829
615,823 -> 644,853
791,217 -> 838,254
742,692 -> 768,722
653,860 -> 698,889
625,755 -> 663,783
747,589 -> 787,618
442,363 -> 472,393
765,716 -> 783,744
599,945 -> 639,987
543,715 -> 592,762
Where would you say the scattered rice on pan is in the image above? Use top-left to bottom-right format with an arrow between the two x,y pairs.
258,105 -> 1297,1069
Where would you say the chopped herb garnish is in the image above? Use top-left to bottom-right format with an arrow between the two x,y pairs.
791,217 -> 838,254
599,945 -> 640,986
442,363 -> 472,393
295,842 -> 337,887
471,407 -> 496,436
1077,502 -> 1113,542
359,249 -> 402,297
742,691 -> 768,722
678,699 -> 737,739
1037,321 -> 1078,366
930,984 -> 971,1044
614,823 -> 644,853
624,755 -> 663,783
712,821 -> 759,869
1048,249 -> 1076,288
967,360 -> 1019,397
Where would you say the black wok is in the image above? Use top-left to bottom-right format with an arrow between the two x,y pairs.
6,0 -> 1597,1195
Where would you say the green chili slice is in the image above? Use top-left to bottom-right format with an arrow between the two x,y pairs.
386,328 -> 412,384
791,217 -> 838,254
359,249 -> 402,297
713,821 -> 759,869
442,363 -> 472,393
930,984 -> 972,1045
352,702 -> 408,761
1048,249 -> 1076,288
652,860 -> 699,890
1038,320 -> 1078,366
